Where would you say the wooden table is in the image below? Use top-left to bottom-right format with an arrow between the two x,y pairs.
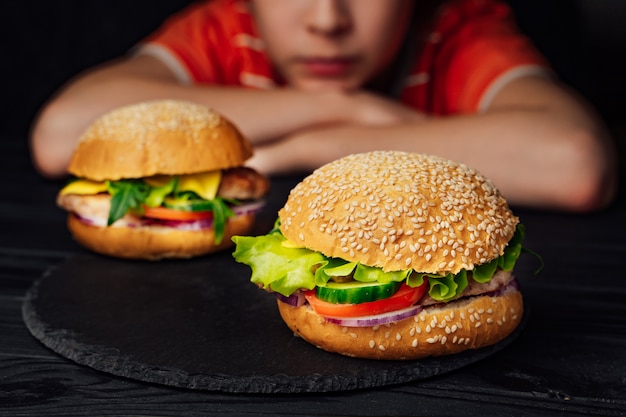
1,138 -> 625,416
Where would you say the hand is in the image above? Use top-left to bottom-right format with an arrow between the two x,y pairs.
246,91 -> 429,175
342,90 -> 429,126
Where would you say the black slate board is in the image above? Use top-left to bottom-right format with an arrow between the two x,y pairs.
22,252 -> 526,394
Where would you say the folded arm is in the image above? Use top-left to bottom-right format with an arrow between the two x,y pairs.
30,54 -> 371,178
31,55 -> 617,212
247,76 -> 618,212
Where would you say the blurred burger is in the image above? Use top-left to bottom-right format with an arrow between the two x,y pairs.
233,151 -> 525,360
57,100 -> 269,260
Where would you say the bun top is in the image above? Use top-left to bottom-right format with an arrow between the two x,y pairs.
68,100 -> 253,181
278,151 -> 519,275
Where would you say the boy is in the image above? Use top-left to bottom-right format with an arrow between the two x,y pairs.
30,0 -> 617,212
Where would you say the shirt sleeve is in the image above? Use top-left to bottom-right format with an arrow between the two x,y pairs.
404,0 -> 551,115
133,0 -> 274,88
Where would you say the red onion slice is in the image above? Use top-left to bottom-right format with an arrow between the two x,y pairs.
323,305 -> 423,328
232,200 -> 266,216
275,291 -> 307,307
72,200 -> 266,230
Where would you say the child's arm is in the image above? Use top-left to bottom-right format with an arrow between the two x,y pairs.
247,76 -> 618,212
31,54 -> 403,178
31,55 -> 617,212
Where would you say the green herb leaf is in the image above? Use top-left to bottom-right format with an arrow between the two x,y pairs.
209,197 -> 235,245
106,180 -> 150,226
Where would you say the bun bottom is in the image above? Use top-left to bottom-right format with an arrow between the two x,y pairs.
67,213 -> 255,260
277,290 -> 523,360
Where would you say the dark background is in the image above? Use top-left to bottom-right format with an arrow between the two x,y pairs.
1,0 -> 625,153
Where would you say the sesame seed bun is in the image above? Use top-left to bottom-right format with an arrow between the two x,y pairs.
277,288 -> 523,360
61,100 -> 261,260
67,212 -> 255,260
68,100 -> 253,181
274,151 -> 523,360
279,151 -> 519,275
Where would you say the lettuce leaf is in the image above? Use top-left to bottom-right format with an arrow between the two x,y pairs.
144,177 -> 178,208
232,224 -> 527,302
232,233 -> 325,296
427,270 -> 469,302
499,223 -> 525,271
354,263 -> 411,284
314,258 -> 356,286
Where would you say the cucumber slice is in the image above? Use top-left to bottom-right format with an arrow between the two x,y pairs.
316,281 -> 402,304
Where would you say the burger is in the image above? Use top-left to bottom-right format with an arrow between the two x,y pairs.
233,151 -> 525,360
57,99 -> 269,260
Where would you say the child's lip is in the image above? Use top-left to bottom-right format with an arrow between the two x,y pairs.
296,56 -> 357,78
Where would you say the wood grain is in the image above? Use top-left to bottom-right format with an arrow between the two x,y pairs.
1,139 -> 625,416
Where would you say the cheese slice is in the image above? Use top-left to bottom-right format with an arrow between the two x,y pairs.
60,171 -> 223,201
177,171 -> 222,200
59,179 -> 108,196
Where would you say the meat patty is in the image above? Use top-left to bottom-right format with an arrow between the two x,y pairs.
218,167 -> 270,200
57,193 -> 111,220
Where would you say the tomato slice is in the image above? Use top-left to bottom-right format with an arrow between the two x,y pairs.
142,206 -> 213,221
304,283 -> 427,318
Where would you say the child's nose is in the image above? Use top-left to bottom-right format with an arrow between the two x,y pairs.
305,0 -> 352,36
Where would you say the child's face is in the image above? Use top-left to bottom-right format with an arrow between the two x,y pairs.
249,0 -> 414,91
